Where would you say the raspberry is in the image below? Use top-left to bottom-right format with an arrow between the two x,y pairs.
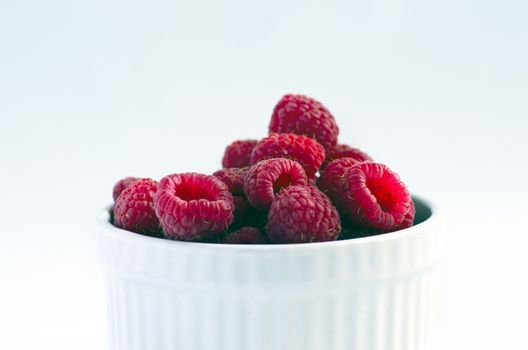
154,173 -> 234,241
112,176 -> 139,201
267,185 -> 341,243
269,94 -> 339,151
221,227 -> 267,244
339,201 -> 414,240
340,162 -> 411,230
243,158 -> 308,209
395,199 -> 415,230
213,167 -> 248,196
222,139 -> 258,168
114,178 -> 161,235
324,144 -> 372,167
318,157 -> 361,206
250,133 -> 325,178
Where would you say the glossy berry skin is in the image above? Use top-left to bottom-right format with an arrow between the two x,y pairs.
250,133 -> 325,178
112,176 -> 139,201
154,173 -> 234,241
221,227 -> 267,244
267,185 -> 341,244
243,158 -> 308,209
114,178 -> 161,235
269,94 -> 339,151
340,162 -> 411,231
222,139 -> 258,168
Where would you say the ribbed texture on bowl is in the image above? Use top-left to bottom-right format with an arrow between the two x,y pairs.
100,196 -> 442,350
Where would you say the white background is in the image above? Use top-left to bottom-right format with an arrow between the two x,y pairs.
1,0 -> 527,349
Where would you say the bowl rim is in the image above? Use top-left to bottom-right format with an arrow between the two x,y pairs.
99,194 -> 439,251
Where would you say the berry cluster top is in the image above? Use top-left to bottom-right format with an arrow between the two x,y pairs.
111,94 -> 414,244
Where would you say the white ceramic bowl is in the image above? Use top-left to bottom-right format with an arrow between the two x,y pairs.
98,195 -> 442,350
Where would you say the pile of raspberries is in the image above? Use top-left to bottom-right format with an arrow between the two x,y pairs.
111,94 -> 414,244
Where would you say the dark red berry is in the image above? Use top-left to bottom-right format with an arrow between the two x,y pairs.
317,157 -> 361,207
222,139 -> 258,168
267,185 -> 341,243
395,199 -> 415,230
269,94 -> 339,151
250,133 -> 325,178
243,158 -> 308,209
340,162 -> 411,230
324,144 -> 372,167
112,176 -> 139,201
213,167 -> 248,196
114,178 -> 161,236
154,173 -> 234,241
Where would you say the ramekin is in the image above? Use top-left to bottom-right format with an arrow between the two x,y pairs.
98,195 -> 442,350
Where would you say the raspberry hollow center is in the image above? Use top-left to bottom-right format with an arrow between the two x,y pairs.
175,182 -> 215,201
273,173 -> 293,193
366,178 -> 398,211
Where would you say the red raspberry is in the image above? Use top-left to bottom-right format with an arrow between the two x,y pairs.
112,176 -> 139,201
114,178 -> 161,235
340,162 -> 411,230
395,199 -> 415,230
154,173 -> 234,241
250,133 -> 325,178
324,144 -> 372,167
243,158 -> 308,209
318,157 -> 361,206
221,227 -> 267,244
213,167 -> 248,196
222,139 -> 258,168
267,185 -> 341,243
269,94 -> 339,151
